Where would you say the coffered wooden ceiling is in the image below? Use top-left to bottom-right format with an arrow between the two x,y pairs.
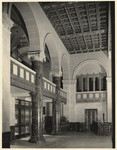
40,2 -> 108,54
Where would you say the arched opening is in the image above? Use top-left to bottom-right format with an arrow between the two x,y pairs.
73,60 -> 108,130
61,54 -> 69,80
10,3 -> 41,68
43,33 -> 60,78
43,44 -> 51,79
75,62 -> 107,92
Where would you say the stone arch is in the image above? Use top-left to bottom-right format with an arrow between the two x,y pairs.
43,33 -> 60,74
61,54 -> 69,80
72,59 -> 109,80
2,2 -> 13,17
11,2 -> 40,51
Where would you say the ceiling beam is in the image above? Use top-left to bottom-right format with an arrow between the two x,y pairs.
95,2 -> 102,51
85,3 -> 95,51
52,5 -> 76,53
60,29 -> 106,38
75,37 -> 83,53
64,4 -> 75,33
73,3 -> 86,53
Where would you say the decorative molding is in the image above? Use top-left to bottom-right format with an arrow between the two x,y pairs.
76,99 -> 102,103
50,70 -> 62,77
28,50 -> 46,62
106,76 -> 112,82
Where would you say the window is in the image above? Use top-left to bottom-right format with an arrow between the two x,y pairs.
83,78 -> 87,91
89,77 -> 93,91
43,107 -> 45,115
95,77 -> 99,91
101,76 -> 106,91
77,78 -> 82,92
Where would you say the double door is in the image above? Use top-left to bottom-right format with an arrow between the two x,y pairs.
15,99 -> 32,137
85,109 -> 98,130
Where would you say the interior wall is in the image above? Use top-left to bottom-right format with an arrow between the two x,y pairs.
65,51 -> 111,123
75,102 -> 103,122
10,97 -> 15,126
2,13 -> 13,133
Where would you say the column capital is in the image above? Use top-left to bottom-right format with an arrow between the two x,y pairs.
2,12 -> 13,31
106,76 -> 112,82
28,50 -> 46,62
50,70 -> 62,77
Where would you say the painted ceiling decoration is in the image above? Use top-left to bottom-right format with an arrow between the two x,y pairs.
40,2 -> 108,54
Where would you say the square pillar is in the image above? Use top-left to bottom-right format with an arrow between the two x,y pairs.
106,77 -> 112,122
2,12 -> 13,148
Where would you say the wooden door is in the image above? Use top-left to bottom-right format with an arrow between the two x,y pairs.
85,109 -> 98,130
15,99 -> 32,137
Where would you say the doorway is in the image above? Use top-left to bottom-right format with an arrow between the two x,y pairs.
85,109 -> 98,130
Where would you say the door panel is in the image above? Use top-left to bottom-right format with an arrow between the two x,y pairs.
85,109 -> 98,130
15,99 -> 31,137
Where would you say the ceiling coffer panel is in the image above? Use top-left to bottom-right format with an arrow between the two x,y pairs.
40,2 -> 108,54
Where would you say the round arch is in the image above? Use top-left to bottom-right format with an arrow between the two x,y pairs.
61,54 -> 69,80
43,33 -> 60,74
11,2 -> 40,51
72,59 -> 109,79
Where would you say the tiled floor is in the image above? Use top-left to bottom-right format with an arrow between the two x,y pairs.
10,132 -> 112,148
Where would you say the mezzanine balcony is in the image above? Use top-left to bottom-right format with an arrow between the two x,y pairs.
10,57 -> 67,103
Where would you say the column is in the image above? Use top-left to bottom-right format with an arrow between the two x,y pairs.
10,96 -> 16,140
93,77 -> 95,91
62,80 -> 70,119
52,74 -> 61,134
2,12 -> 13,148
81,77 -> 83,92
28,50 -> 45,143
87,77 -> 89,91
106,77 -> 112,122
69,80 -> 76,122
52,99 -> 56,134
99,77 -> 101,91
108,2 -> 111,59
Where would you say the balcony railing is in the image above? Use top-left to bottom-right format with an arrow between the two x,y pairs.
11,57 -> 35,84
10,57 -> 67,103
60,88 -> 67,99
43,77 -> 56,94
76,91 -> 107,103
